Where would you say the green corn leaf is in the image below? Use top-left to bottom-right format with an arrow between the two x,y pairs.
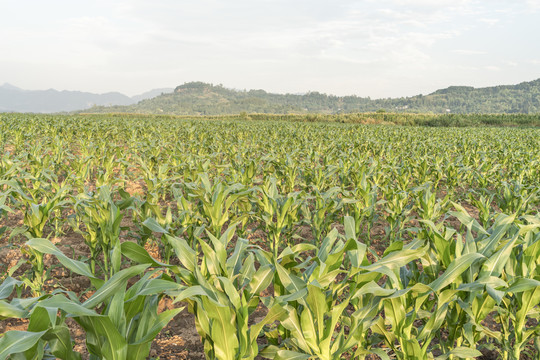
166,234 -> 197,272
173,285 -> 208,304
249,302 -> 288,346
0,277 -> 22,300
133,306 -> 184,345
218,276 -> 242,310
506,278 -> 540,294
276,263 -> 306,295
34,295 -> 99,317
129,278 -> 184,298
429,252 -> 485,292
479,234 -> 518,279
44,326 -> 82,360
281,307 -> 311,353
208,300 -> 239,360
142,217 -> 169,233
25,238 -> 102,287
344,215 -> 356,241
435,347 -> 483,359
352,280 -> 396,298
275,350 -> 312,360
83,264 -> 149,309
120,241 -> 173,268
361,245 -> 427,272
0,330 -> 47,360
248,264 -> 274,297
0,300 -> 27,319
76,316 -> 128,360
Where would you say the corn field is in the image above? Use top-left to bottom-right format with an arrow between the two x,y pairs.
0,114 -> 539,360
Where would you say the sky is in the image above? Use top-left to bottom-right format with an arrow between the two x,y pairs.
1,0 -> 540,98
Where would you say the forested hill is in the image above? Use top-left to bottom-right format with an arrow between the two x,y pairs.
84,79 -> 540,115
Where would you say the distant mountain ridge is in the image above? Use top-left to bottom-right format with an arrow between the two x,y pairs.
2,79 -> 540,114
0,84 -> 173,113
84,79 -> 540,115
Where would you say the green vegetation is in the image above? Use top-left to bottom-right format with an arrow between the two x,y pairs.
79,112 -> 540,127
0,114 -> 539,359
85,79 -> 540,115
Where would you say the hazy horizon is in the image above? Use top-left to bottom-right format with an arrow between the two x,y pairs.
2,1 -> 540,98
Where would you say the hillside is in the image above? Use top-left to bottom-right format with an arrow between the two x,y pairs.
84,79 -> 540,115
0,84 -> 173,113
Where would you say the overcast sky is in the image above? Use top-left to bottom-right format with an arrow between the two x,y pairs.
1,0 -> 539,98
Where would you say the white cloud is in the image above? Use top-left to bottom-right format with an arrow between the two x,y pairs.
478,18 -> 500,26
503,61 -> 518,67
453,49 -> 487,55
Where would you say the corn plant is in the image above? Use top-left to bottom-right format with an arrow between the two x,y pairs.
123,226 -> 287,360
18,187 -> 71,239
496,181 -> 538,216
136,155 -> 173,202
262,225 -> 385,360
185,173 -> 250,238
467,191 -> 495,228
2,238 -> 184,360
271,154 -> 300,193
342,175 -> 380,245
255,178 -> 302,258
413,183 -> 450,222
231,158 -> 258,186
131,198 -> 165,246
170,185 -> 206,245
70,186 -> 134,278
301,187 -> 343,243
0,193 -> 12,239
383,188 -> 412,243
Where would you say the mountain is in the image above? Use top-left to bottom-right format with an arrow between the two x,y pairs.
83,79 -> 540,115
131,88 -> 174,103
3,79 -> 540,114
0,84 -> 173,113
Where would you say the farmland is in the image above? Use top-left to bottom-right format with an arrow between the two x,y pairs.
0,113 -> 539,359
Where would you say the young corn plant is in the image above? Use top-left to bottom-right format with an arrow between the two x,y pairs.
136,155 -> 173,202
496,181 -> 538,216
301,187 -> 343,243
467,191 -> 495,228
263,224 -> 386,360
371,243 -> 485,359
302,163 -> 339,191
412,183 -> 450,222
428,206 -> 534,355
19,187 -> 71,239
494,216 -> 540,359
255,177 -> 302,258
131,197 -> 167,246
18,243 -> 50,297
383,188 -> 412,243
272,154 -> 300,193
342,175 -> 380,246
231,158 -> 258,186
0,193 -> 12,239
123,226 -> 287,360
8,238 -> 184,360
170,185 -> 205,245
185,173 -> 251,238
496,279 -> 540,360
94,153 -> 123,188
70,186 -> 134,278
